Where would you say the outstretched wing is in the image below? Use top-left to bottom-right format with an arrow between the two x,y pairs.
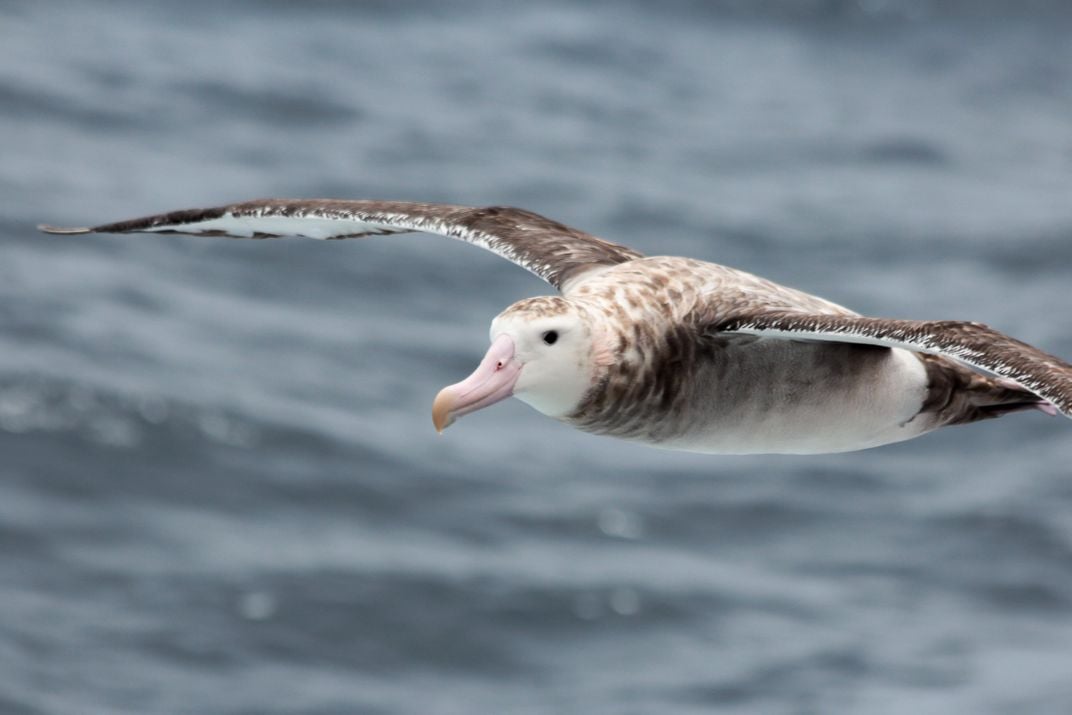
716,311 -> 1072,417
38,199 -> 643,290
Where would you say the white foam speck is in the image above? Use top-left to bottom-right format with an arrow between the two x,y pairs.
597,507 -> 644,540
609,587 -> 641,616
238,591 -> 277,621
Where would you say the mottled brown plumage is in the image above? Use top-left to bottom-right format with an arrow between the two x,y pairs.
39,198 -> 1070,454
558,257 -> 1052,447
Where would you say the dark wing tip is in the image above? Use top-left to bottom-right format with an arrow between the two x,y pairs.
38,224 -> 93,235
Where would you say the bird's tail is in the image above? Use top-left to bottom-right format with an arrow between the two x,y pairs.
918,354 -> 1055,427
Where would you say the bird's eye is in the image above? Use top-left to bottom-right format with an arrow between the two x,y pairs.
542,330 -> 559,345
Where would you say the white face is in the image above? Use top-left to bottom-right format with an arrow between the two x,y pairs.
490,310 -> 594,418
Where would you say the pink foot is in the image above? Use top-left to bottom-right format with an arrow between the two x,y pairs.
1035,401 -> 1059,417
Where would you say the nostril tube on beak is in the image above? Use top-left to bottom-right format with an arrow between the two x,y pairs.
431,334 -> 519,433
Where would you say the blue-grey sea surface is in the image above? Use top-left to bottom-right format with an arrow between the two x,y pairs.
2,1 -> 1071,713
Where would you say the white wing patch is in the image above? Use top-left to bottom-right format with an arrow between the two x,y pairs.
38,199 -> 646,289
140,213 -> 408,240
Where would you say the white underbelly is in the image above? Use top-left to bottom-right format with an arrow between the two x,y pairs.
656,346 -> 931,455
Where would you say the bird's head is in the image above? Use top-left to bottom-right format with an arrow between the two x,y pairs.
432,296 -> 609,432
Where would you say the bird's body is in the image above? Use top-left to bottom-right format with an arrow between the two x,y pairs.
529,256 -> 1028,454
39,199 -> 1071,455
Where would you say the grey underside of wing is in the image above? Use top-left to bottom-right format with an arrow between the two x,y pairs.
38,199 -> 644,289
718,312 -> 1072,417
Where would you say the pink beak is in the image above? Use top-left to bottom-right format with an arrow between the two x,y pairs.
432,334 -> 521,432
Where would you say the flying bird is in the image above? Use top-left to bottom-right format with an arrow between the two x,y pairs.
39,199 -> 1071,455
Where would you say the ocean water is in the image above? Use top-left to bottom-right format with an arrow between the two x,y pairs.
2,1 -> 1071,713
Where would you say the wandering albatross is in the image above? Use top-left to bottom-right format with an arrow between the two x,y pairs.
39,199 -> 1071,455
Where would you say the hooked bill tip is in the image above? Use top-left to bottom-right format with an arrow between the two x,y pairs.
432,388 -> 455,433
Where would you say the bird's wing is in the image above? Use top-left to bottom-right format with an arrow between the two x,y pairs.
38,199 -> 643,290
713,310 -> 1072,417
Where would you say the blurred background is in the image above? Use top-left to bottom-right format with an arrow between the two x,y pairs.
2,1 -> 1072,713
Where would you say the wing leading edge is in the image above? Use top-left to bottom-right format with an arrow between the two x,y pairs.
39,199 -> 644,290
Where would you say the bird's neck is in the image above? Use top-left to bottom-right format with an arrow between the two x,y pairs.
566,302 -> 701,442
